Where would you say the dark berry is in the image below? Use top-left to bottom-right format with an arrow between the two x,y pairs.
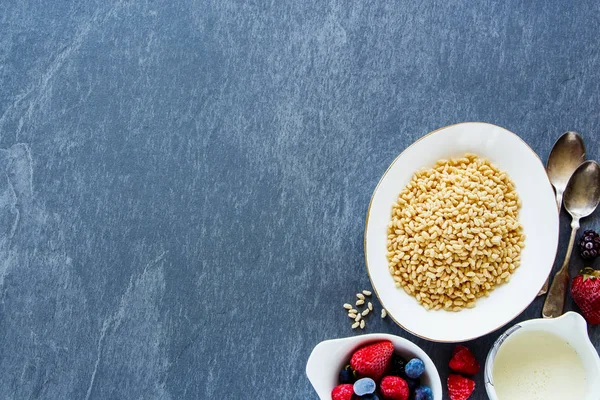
414,385 -> 433,400
339,365 -> 357,384
389,353 -> 408,377
579,230 -> 600,260
405,358 -> 425,379
360,394 -> 380,400
353,377 -> 376,396
406,377 -> 420,392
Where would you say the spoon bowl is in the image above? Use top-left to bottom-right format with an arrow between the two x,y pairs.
563,161 -> 600,220
546,132 -> 586,207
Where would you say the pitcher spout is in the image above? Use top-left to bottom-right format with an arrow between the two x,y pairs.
552,311 -> 589,340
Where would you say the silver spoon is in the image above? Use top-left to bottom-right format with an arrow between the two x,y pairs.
538,132 -> 585,295
542,161 -> 600,318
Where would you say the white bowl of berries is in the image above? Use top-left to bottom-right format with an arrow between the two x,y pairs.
306,334 -> 442,400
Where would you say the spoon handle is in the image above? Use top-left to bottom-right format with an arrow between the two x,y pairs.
538,191 -> 564,296
542,223 -> 579,318
538,276 -> 550,296
555,191 -> 564,210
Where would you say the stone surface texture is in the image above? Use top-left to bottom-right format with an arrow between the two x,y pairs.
0,1 -> 599,399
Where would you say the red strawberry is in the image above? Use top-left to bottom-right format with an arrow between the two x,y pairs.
447,374 -> 475,400
449,345 -> 480,375
571,267 -> 600,325
350,341 -> 394,381
331,384 -> 354,400
380,376 -> 409,400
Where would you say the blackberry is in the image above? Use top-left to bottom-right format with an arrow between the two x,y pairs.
579,230 -> 600,260
389,354 -> 408,378
339,365 -> 357,384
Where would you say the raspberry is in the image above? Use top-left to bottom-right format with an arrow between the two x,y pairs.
380,376 -> 409,400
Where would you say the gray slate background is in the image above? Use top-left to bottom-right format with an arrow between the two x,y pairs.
1,0 -> 599,399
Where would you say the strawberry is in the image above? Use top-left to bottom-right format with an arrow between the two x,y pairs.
331,384 -> 354,400
447,374 -> 475,400
350,341 -> 394,381
571,267 -> 600,325
380,376 -> 409,400
449,345 -> 480,375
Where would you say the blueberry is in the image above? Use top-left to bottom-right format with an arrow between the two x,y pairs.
405,358 -> 425,379
389,353 -> 408,377
353,377 -> 376,396
414,385 -> 433,400
360,394 -> 380,400
339,365 -> 356,384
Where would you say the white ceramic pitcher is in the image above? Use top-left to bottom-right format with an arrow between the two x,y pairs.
485,312 -> 600,400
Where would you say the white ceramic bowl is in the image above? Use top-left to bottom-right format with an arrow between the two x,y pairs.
306,333 -> 442,400
365,122 -> 559,342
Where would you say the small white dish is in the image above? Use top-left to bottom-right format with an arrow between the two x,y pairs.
365,122 -> 559,342
485,312 -> 600,400
306,333 -> 442,400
